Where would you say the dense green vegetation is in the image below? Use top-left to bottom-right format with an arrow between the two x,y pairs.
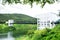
0,24 -> 60,40
0,24 -> 37,33
13,24 -> 37,37
0,24 -> 15,33
15,24 -> 60,40
30,24 -> 60,40
0,14 -> 37,24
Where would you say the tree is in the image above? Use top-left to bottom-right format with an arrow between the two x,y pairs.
2,0 -> 60,8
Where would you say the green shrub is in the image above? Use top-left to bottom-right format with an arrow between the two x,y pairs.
27,30 -> 34,38
0,24 -> 15,33
27,30 -> 34,35
31,29 -> 48,40
13,24 -> 37,37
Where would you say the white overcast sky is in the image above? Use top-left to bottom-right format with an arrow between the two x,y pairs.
0,1 -> 60,17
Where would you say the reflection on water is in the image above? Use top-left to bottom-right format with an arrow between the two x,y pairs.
0,32 -> 15,40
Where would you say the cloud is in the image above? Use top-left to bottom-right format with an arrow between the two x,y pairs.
0,2 -> 60,17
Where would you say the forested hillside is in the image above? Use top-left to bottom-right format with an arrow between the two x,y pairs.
0,14 -> 37,24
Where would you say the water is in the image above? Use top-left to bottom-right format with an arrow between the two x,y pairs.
0,32 -> 15,40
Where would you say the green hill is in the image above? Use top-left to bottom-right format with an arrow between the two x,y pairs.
0,14 -> 37,24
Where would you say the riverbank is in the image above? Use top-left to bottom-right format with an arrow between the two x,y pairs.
0,24 -> 37,40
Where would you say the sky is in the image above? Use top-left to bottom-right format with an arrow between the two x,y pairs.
0,1 -> 60,17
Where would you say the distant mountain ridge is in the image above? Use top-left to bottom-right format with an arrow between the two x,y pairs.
0,14 -> 37,24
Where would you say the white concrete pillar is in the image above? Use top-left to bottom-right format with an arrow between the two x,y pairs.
7,20 -> 14,27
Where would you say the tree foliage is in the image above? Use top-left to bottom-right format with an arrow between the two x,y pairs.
2,0 -> 60,8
